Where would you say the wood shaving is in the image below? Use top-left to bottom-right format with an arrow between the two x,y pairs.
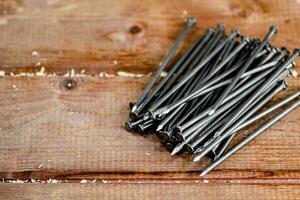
117,71 -> 146,78
0,71 -> 5,77
32,51 -> 39,56
47,178 -> 59,184
80,179 -> 87,184
12,85 -> 19,90
8,179 -> 25,183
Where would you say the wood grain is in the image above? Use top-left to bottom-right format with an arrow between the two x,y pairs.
1,183 -> 300,200
0,77 -> 299,180
0,0 -> 299,75
1,0 -> 300,198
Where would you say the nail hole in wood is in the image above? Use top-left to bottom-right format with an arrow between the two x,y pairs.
129,25 -> 142,34
62,79 -> 77,91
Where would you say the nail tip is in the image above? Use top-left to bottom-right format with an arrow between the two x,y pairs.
171,144 -> 184,155
156,125 -> 163,132
193,157 -> 200,162
199,171 -> 206,176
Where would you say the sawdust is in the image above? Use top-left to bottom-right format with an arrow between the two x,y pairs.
80,179 -> 87,183
0,68 -> 154,78
32,51 -> 39,56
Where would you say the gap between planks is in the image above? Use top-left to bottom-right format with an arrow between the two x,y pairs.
1,182 -> 300,200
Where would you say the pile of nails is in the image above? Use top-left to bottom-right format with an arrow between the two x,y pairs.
125,17 -> 300,176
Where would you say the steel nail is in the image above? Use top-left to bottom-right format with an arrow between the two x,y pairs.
148,29 -> 240,113
193,79 -> 289,162
208,26 -> 278,115
131,16 -> 196,116
200,98 -> 300,176
194,49 -> 299,160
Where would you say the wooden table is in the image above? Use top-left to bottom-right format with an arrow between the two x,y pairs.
0,0 -> 300,199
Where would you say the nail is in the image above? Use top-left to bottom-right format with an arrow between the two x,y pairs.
203,36 -> 250,83
233,89 -> 300,133
132,17 -> 196,117
194,79 -> 287,156
154,29 -> 215,103
171,83 -> 258,155
200,98 -> 300,176
197,24 -> 225,62
150,47 -> 256,121
195,79 -> 288,159
213,132 -> 236,160
188,104 -> 239,154
135,32 -> 209,115
194,49 -> 299,160
186,121 -> 225,154
193,79 -> 289,162
148,29 -> 240,113
157,103 -> 185,131
125,118 -> 144,132
137,120 -> 155,133
165,103 -> 189,130
209,37 -> 235,71
208,26 -> 278,115
148,77 -> 232,120
174,92 -> 213,128
176,68 -> 271,136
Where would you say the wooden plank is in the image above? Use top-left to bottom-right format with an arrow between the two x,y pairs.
1,183 -> 300,200
0,76 -> 300,180
0,0 -> 300,75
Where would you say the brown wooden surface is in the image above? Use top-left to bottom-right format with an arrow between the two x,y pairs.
2,183 -> 300,200
0,0 -> 300,199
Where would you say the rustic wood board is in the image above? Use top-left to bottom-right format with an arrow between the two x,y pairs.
0,0 -> 300,199
1,183 -> 300,200
0,0 -> 300,75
